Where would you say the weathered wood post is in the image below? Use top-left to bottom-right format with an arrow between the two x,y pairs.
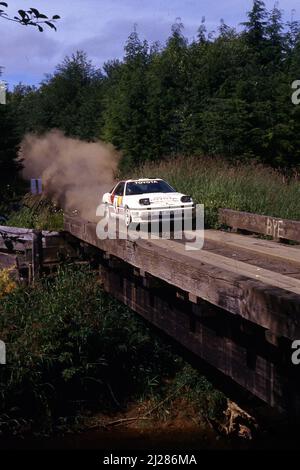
32,230 -> 43,282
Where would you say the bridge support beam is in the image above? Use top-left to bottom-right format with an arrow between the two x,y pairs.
98,256 -> 300,418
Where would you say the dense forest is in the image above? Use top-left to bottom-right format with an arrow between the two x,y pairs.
1,0 -> 300,198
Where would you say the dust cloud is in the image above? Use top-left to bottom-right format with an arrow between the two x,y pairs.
20,130 -> 120,221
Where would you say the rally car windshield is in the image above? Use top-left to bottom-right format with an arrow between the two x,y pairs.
126,180 -> 176,195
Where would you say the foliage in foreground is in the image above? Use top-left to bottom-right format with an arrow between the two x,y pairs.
128,156 -> 300,227
0,267 -> 226,435
0,268 -> 16,299
5,194 -> 64,231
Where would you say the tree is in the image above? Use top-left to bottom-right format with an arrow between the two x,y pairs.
197,17 -> 208,45
145,21 -> 189,159
0,105 -> 20,186
218,19 -> 236,39
266,3 -> 285,62
0,2 -> 60,32
286,10 -> 300,51
0,70 -> 22,210
102,28 -> 150,169
242,0 -> 268,51
19,52 -> 103,139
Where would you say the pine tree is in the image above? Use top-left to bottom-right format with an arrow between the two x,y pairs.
0,69 -> 22,206
102,28 -> 150,169
286,11 -> 300,51
197,17 -> 207,45
25,51 -> 104,139
146,21 -> 188,158
243,0 -> 268,50
266,3 -> 284,62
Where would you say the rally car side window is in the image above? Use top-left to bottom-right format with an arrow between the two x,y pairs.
114,182 -> 125,196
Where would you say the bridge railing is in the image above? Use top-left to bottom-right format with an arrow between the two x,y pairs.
218,208 -> 300,243
0,225 -> 78,282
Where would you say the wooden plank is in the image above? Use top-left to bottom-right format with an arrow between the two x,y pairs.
0,252 -> 18,269
43,234 -> 67,248
0,225 -> 59,236
157,239 -> 300,295
64,216 -> 300,339
0,225 -> 33,236
42,246 -> 77,263
203,229 -> 300,265
0,226 -> 62,253
0,226 -> 61,253
219,209 -> 300,242
0,226 -> 32,252
201,240 -> 300,280
0,238 -> 31,252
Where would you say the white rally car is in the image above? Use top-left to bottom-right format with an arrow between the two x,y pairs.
102,178 -> 195,227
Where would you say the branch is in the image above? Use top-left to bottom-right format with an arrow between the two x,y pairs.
0,3 -> 60,32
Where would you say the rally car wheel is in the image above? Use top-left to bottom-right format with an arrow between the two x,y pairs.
125,207 -> 132,228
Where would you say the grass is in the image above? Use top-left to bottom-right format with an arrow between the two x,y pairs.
5,194 -> 64,231
126,156 -> 300,227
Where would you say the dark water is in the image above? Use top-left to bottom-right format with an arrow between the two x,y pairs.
0,428 -> 295,451
1,427 -> 300,451
0,427 -> 236,451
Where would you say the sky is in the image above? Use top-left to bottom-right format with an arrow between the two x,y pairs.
1,0 -> 299,87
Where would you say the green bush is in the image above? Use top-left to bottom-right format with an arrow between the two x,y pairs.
0,267 -> 176,433
0,266 -> 228,435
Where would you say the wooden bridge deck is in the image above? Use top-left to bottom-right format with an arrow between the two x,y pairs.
63,213 -> 300,416
64,215 -> 300,339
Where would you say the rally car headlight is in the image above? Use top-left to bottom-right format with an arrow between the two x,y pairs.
181,195 -> 192,203
139,198 -> 151,206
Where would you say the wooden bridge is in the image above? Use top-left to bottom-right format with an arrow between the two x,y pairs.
2,209 -> 300,418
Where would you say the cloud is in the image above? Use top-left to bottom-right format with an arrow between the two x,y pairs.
2,28 -> 59,79
1,0 -> 300,87
65,16 -> 198,65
